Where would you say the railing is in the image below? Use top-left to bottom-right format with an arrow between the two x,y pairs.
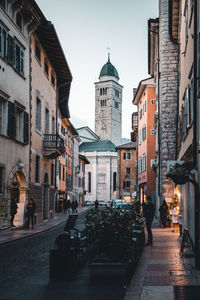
43,134 -> 65,155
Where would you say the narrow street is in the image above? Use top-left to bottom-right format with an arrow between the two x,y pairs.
0,209 -> 127,300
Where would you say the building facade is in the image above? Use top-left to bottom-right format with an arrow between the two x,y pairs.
78,154 -> 90,206
116,142 -> 137,202
133,77 -> 156,204
79,140 -> 117,202
29,18 -> 72,224
94,54 -> 123,146
0,0 -> 41,228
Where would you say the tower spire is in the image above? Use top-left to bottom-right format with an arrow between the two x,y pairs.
107,47 -> 111,62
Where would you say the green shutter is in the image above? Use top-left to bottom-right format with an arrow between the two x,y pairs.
24,111 -> 29,144
7,102 -> 16,139
7,35 -> 14,65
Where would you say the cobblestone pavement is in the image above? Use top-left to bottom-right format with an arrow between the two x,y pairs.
0,209 -> 127,300
124,226 -> 200,300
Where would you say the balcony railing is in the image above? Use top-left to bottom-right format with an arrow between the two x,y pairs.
43,134 -> 65,159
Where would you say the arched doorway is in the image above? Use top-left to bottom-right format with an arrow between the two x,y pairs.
8,168 -> 27,227
43,173 -> 49,220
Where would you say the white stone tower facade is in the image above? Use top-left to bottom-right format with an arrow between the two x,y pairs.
94,55 -> 123,146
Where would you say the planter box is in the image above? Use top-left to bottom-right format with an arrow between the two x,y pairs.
88,262 -> 131,279
49,248 -> 78,280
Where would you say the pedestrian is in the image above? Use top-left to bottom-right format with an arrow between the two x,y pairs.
95,199 -> 99,209
63,198 -> 66,213
143,197 -> 155,246
10,198 -> 18,227
159,199 -> 168,228
74,200 -> 78,213
26,198 -> 36,229
66,199 -> 71,213
71,200 -> 76,214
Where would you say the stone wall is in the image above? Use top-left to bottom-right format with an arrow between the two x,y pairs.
159,0 -> 178,199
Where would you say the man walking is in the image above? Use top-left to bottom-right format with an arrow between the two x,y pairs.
27,198 -> 36,229
143,197 -> 155,246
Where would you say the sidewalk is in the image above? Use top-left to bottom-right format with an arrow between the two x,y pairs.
0,207 -> 88,245
124,224 -> 200,300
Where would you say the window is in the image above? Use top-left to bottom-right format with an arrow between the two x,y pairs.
142,101 -> 146,114
0,28 -> 24,75
35,155 -> 40,183
150,129 -> 155,135
126,167 -> 131,174
63,166 -> 65,181
44,59 -> 49,77
59,161 -> 61,180
138,157 -> 141,173
35,42 -> 41,62
0,98 -> 8,136
88,172 -> 91,193
0,0 -> 6,9
7,102 -> 16,139
183,87 -> 189,134
100,87 -> 107,95
16,106 -> 24,142
14,42 -> 24,75
52,116 -> 55,134
16,13 -> 22,30
142,155 -> 146,172
189,70 -> 194,124
113,172 -> 116,192
101,99 -> 107,107
51,164 -> 54,186
123,152 -> 131,160
139,129 -> 141,145
0,25 -> 7,58
36,98 -> 41,131
140,109 -> 142,120
115,89 -> 119,98
184,1 -> 188,44
51,74 -> 55,87
123,181 -> 130,188
115,101 -> 119,109
142,125 -> 146,141
0,166 -> 5,194
45,108 -> 49,134
151,99 -> 155,104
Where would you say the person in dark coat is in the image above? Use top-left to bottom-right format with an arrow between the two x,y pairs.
143,197 -> 155,246
27,198 -> 36,229
95,200 -> 99,210
10,198 -> 18,227
159,199 -> 168,228
66,199 -> 71,213
74,200 -> 78,213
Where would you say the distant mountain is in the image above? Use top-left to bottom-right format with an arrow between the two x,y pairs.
122,137 -> 131,144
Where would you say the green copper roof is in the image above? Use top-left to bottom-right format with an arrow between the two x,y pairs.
99,54 -> 119,79
79,140 -> 116,152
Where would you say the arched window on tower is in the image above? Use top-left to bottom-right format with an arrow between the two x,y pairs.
88,172 -> 91,193
100,88 -> 102,95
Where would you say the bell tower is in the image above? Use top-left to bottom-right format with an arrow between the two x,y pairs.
94,54 -> 123,146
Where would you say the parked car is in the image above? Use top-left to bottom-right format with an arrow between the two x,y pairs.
84,200 -> 94,206
98,200 -> 106,206
111,199 -> 130,210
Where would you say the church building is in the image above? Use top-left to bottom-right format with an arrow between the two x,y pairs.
79,55 -> 122,202
94,54 -> 123,146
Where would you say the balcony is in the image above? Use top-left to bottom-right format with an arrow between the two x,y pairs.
43,134 -> 65,159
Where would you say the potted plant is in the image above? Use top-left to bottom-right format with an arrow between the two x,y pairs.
84,205 -> 144,279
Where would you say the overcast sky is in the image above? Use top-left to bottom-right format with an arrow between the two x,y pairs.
36,0 -> 158,139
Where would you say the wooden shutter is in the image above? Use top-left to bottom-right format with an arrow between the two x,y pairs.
23,111 -> 29,144
7,102 -> 16,139
7,34 -> 14,65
